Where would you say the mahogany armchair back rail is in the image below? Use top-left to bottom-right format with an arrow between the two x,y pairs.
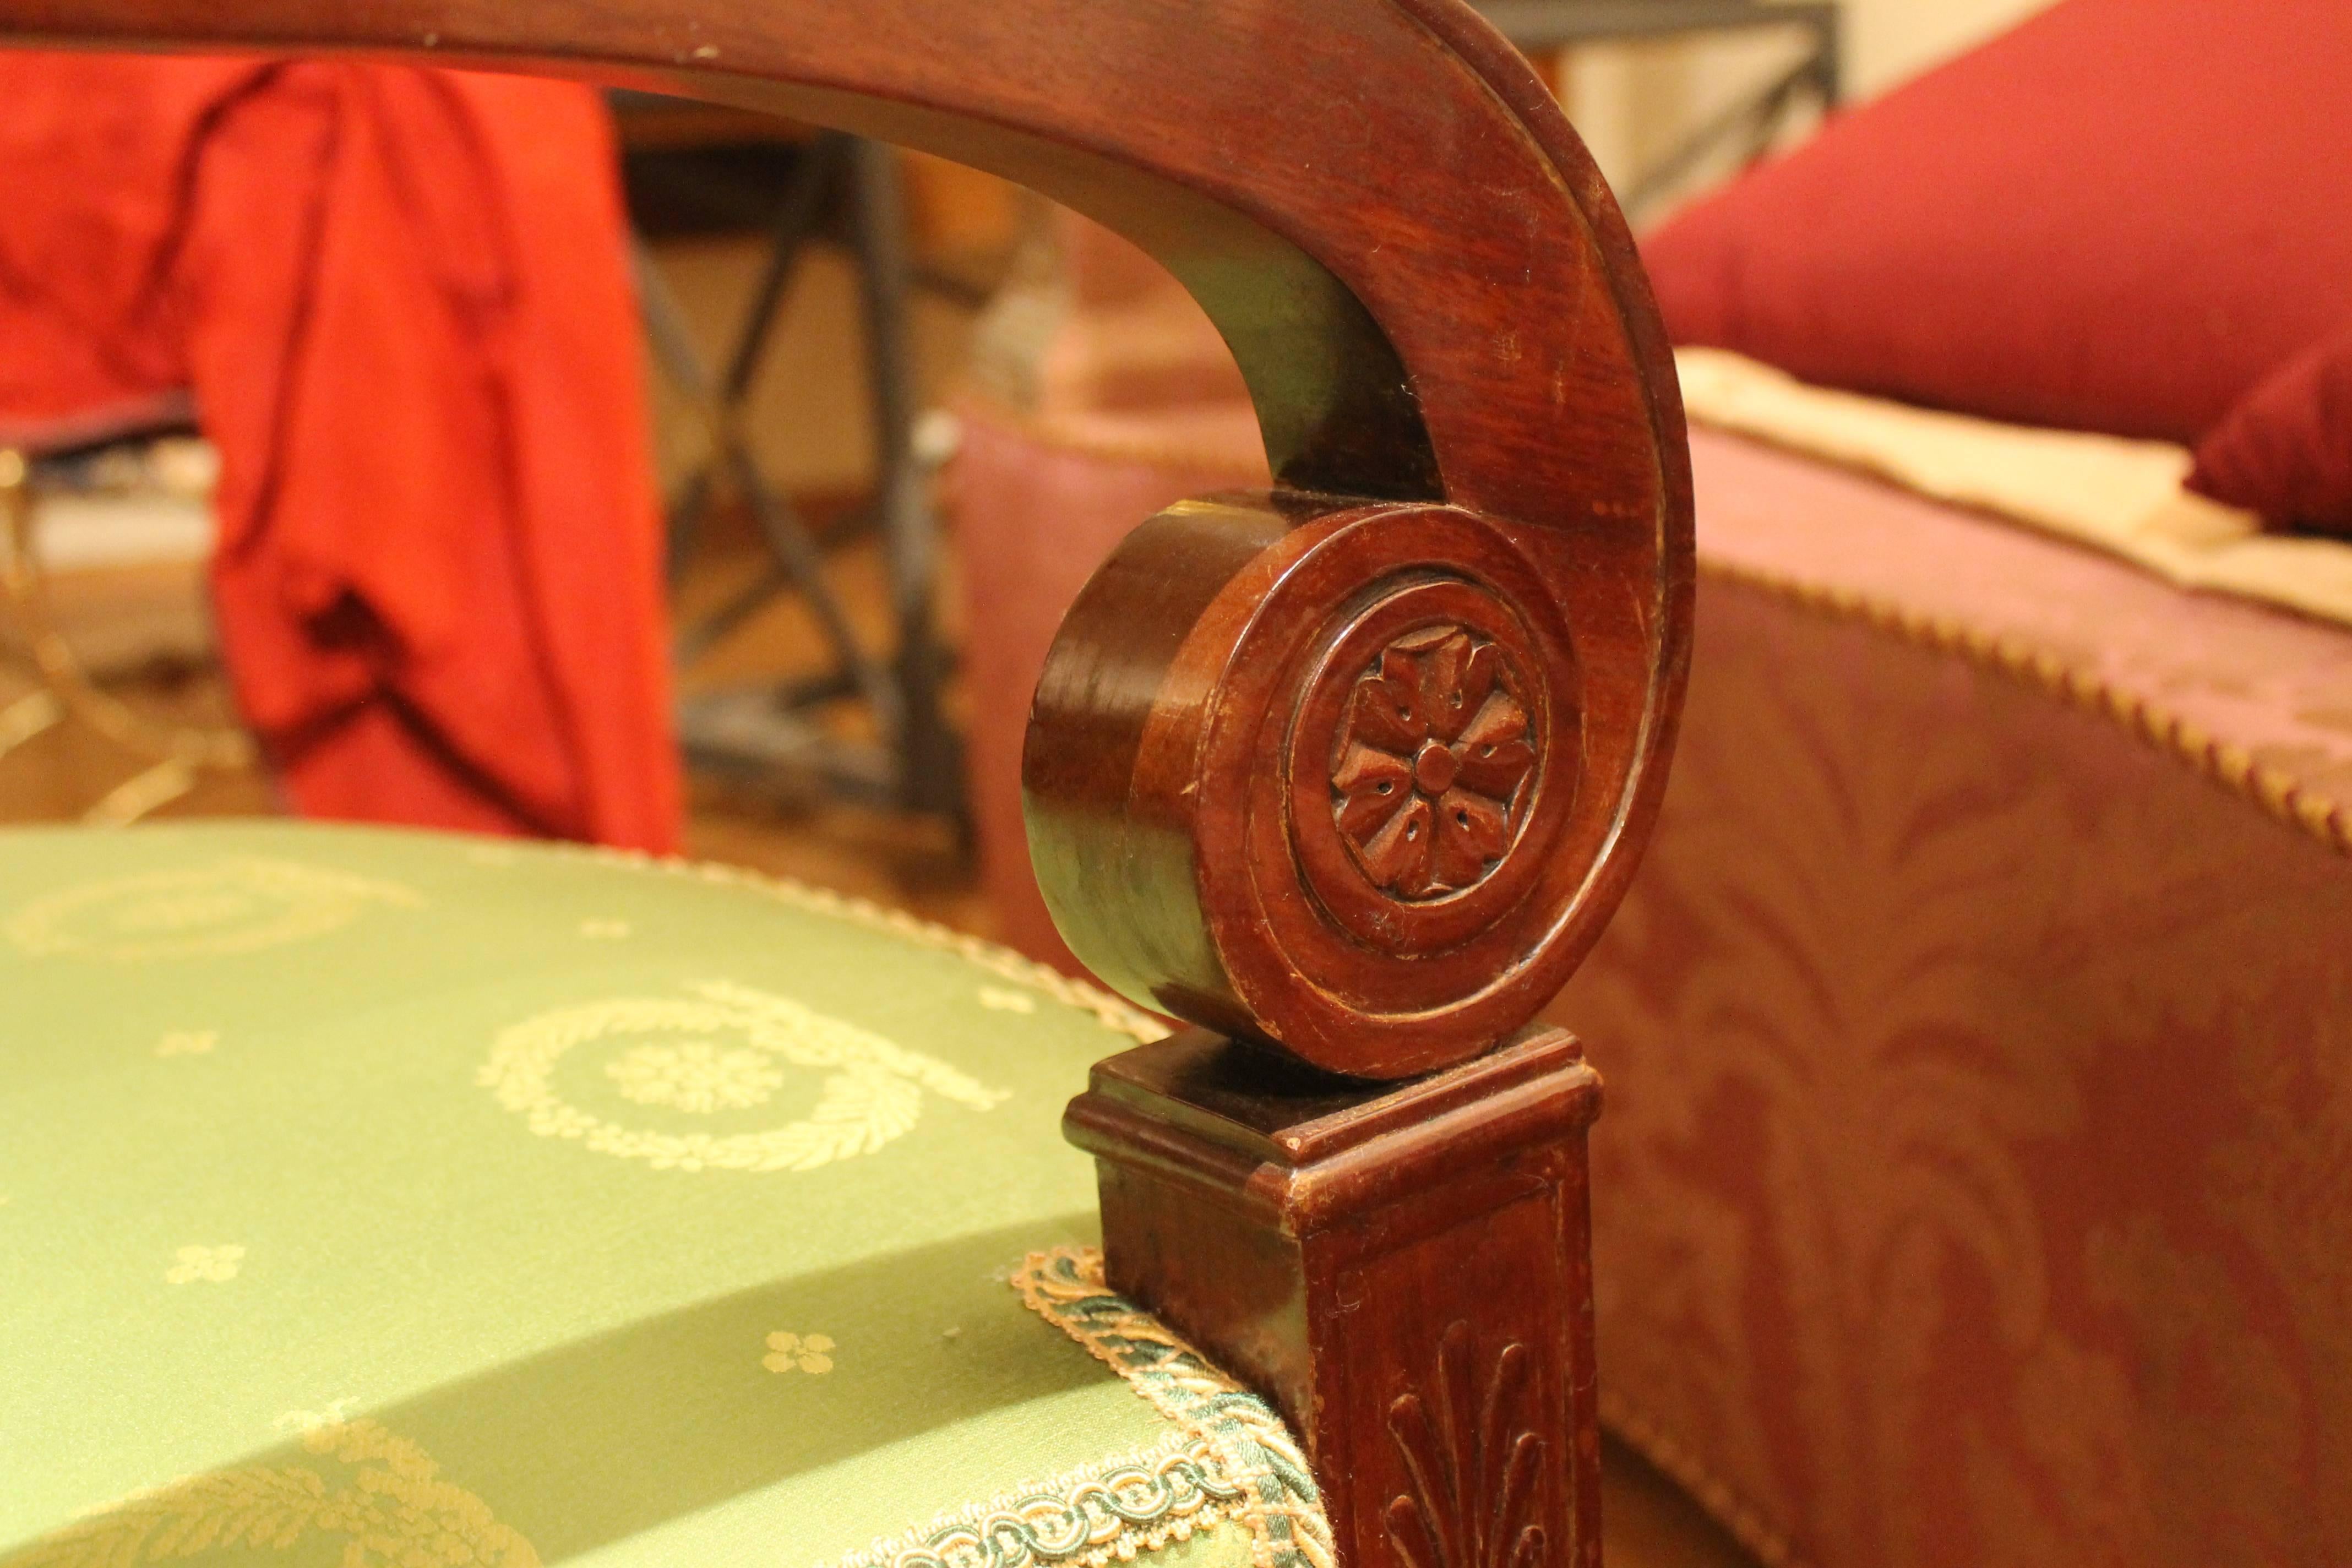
0,1 -> 1694,1561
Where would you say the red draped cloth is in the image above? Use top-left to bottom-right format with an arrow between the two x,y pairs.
0,56 -> 680,852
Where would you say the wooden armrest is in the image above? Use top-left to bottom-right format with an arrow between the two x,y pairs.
0,2 -> 1692,1559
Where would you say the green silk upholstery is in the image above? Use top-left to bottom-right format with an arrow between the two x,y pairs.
0,824 -> 1320,1568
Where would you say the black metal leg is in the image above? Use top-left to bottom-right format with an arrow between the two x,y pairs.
847,137 -> 964,827
636,135 -> 839,590
642,133 -> 967,830
1469,0 -> 1842,224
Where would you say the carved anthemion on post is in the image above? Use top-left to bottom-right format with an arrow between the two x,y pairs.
1066,1027 -> 1604,1568
1386,1325 -> 1548,1568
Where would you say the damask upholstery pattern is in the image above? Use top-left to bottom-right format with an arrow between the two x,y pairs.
0,823 -> 1322,1567
1551,569 -> 2352,1567
944,210 -> 2352,1556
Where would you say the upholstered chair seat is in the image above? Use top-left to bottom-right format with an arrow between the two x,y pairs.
0,823 -> 1320,1568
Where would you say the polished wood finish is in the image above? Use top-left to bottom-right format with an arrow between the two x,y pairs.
1029,493 -> 1599,1079
0,2 -> 1690,1558
1069,1027 -> 1605,1568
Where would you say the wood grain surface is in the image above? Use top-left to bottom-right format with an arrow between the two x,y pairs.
1069,1026 -> 1607,1567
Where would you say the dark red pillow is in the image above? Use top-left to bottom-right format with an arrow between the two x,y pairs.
2188,321 -> 2352,537
1641,0 -> 2352,445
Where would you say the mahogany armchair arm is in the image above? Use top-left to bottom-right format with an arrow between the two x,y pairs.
0,1 -> 1692,1558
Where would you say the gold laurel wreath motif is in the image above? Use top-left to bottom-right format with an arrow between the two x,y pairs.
4,1419 -> 537,1568
479,980 -> 1010,1173
3,858 -> 423,961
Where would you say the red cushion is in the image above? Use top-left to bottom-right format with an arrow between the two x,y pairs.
1641,0 -> 2352,445
2188,320 -> 2352,537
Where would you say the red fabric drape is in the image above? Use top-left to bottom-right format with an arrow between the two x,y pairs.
0,56 -> 679,852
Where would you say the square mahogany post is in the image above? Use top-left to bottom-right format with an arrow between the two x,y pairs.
1065,1024 -> 1603,1568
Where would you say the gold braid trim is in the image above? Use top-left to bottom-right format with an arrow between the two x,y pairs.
522,840 -> 1169,1044
819,1249 -> 1331,1568
814,1433 -> 1250,1568
1011,1249 -> 1332,1568
1703,560 -> 2352,859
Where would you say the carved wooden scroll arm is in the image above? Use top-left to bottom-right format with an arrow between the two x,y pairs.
0,9 -> 1691,1066
0,1 -> 1691,1559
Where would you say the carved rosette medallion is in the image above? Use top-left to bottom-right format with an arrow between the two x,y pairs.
1279,556 -> 1578,989
1332,626 -> 1537,900
1038,499 -> 1591,1074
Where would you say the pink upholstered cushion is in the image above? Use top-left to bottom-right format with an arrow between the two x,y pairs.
1549,427 -> 2352,1568
1687,426 -> 2352,810
1556,567 -> 2352,1568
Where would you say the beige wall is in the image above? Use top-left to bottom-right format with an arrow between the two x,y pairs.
1558,0 -> 2060,225
1842,0 -> 2058,97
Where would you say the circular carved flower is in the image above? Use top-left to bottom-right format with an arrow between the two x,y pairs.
1332,625 -> 1536,898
